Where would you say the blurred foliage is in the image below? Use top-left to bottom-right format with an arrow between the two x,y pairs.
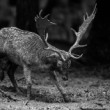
0,0 -> 16,28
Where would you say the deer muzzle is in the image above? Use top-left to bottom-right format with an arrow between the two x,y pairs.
61,70 -> 68,81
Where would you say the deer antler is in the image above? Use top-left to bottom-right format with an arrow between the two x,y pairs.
35,5 -> 96,61
35,10 -> 68,61
35,9 -> 56,25
45,33 -> 69,61
35,9 -> 56,47
68,4 -> 97,59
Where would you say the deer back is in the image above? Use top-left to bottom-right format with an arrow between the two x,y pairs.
0,27 -> 48,65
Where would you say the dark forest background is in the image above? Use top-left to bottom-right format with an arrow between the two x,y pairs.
0,0 -> 110,67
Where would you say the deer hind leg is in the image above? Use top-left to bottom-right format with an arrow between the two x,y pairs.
0,57 -> 9,81
23,64 -> 32,100
50,71 -> 68,102
7,61 -> 21,93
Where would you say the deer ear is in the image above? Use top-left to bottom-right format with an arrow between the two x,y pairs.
48,53 -> 59,58
46,53 -> 60,64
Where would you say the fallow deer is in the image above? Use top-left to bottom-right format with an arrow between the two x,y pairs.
0,4 -> 96,102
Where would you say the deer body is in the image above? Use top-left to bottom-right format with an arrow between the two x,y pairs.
0,27 -> 61,67
0,27 -> 67,100
0,27 -> 45,63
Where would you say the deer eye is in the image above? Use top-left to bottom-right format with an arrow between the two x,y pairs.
57,60 -> 63,67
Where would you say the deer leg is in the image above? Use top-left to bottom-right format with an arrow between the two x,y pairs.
0,57 -> 8,81
7,62 -> 21,93
23,64 -> 32,100
50,71 -> 67,102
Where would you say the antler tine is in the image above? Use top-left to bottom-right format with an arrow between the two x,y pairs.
34,15 -> 38,22
68,28 -> 87,55
44,14 -> 56,25
39,9 -> 50,20
45,33 -> 49,43
39,9 -> 43,17
45,33 -> 57,48
35,9 -> 43,21
80,3 -> 97,32
35,9 -> 56,24
44,14 -> 50,19
70,53 -> 83,59
69,4 -> 97,59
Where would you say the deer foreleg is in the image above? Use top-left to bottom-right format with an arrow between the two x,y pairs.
7,62 -> 21,93
50,71 -> 67,102
23,64 -> 32,100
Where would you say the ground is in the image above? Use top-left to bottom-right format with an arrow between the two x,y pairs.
0,66 -> 110,110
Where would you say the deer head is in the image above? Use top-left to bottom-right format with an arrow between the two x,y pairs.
35,4 -> 97,80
